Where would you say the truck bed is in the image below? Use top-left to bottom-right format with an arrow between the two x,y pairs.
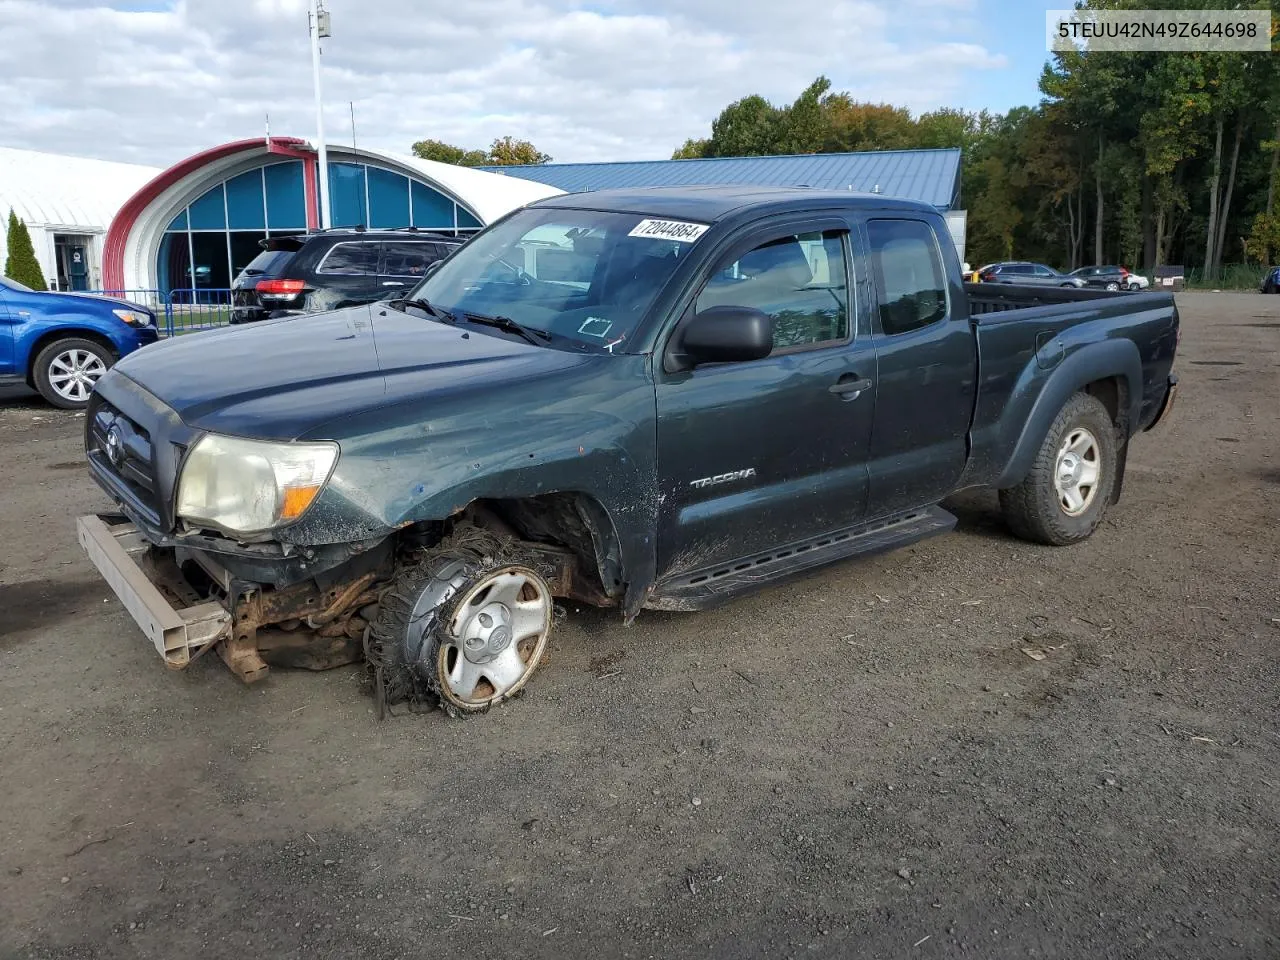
958,283 -> 1179,491
964,282 -> 1164,318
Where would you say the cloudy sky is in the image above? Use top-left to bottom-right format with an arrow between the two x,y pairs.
0,0 -> 1050,167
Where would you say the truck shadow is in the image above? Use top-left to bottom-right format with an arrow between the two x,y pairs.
0,576 -> 107,644
942,489 -> 1010,541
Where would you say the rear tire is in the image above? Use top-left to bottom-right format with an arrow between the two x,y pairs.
366,526 -> 554,717
32,338 -> 113,409
1105,281 -> 1120,291
1000,392 -> 1117,546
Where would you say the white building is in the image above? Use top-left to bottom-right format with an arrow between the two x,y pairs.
0,146 -> 160,290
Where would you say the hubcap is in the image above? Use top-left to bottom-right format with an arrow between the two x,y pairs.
438,566 -> 551,708
48,349 -> 106,403
1053,427 -> 1101,516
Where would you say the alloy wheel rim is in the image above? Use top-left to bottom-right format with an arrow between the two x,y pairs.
1053,426 -> 1101,516
437,566 -> 551,708
48,349 -> 105,403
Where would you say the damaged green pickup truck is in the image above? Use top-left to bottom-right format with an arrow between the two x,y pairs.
78,186 -> 1179,716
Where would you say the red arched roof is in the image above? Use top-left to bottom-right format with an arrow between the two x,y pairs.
102,137 -> 310,289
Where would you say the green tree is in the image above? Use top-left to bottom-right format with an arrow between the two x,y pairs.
1245,211 -> 1280,264
914,108 -> 989,152
486,136 -> 552,166
4,209 -> 46,290
671,138 -> 710,160
410,139 -> 488,166
821,98 -> 917,152
705,94 -> 782,157
775,77 -> 834,154
410,136 -> 551,167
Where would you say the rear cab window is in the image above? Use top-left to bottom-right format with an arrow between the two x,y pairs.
865,219 -> 948,336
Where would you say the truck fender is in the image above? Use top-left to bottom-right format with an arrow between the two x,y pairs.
992,338 -> 1143,490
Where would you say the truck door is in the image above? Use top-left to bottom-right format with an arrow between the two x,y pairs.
654,219 -> 877,576
860,217 -> 976,519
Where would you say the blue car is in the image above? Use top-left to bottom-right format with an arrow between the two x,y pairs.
0,276 -> 159,408
1262,266 -> 1280,294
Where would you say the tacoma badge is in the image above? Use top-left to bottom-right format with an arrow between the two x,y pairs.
690,468 -> 756,489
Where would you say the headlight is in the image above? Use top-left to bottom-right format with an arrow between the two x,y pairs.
175,435 -> 339,535
112,308 -> 152,327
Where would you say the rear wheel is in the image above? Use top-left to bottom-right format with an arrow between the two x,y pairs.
1000,392 -> 1117,546
366,527 -> 554,716
32,338 -> 113,409
1105,281 -> 1120,291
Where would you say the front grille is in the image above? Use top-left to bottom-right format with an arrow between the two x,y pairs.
88,396 -> 163,525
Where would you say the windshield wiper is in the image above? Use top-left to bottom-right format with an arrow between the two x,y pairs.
461,311 -> 551,345
389,297 -> 457,324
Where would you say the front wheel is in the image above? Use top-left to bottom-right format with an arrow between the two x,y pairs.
999,392 -> 1117,546
32,338 -> 113,409
366,528 -> 554,716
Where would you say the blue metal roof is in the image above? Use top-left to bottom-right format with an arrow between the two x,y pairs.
478,149 -> 962,210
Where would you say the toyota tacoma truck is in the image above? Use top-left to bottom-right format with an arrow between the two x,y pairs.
77,186 -> 1179,717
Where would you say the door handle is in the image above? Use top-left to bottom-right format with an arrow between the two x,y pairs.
829,376 -> 873,399
381,280 -> 406,287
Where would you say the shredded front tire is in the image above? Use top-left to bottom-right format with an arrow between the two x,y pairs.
366,526 -> 553,717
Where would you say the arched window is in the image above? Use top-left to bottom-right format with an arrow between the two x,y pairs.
156,160 -> 479,293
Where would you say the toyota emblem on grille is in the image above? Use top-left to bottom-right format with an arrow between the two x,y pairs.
105,425 -> 125,468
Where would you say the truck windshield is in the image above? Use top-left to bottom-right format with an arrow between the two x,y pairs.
403,208 -> 705,351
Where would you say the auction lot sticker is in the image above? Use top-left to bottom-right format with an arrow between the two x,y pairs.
629,219 -> 709,243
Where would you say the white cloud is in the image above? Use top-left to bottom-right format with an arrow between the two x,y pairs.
0,0 -> 1006,166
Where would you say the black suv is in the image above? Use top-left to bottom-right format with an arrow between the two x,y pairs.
231,229 -> 464,323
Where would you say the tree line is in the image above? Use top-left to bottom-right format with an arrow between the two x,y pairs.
411,135 -> 551,167
671,1 -> 1280,277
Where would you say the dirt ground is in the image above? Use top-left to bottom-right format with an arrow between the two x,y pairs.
1,292 -> 1277,959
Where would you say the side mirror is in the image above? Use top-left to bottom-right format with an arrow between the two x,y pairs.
672,306 -> 773,370
423,259 -> 445,280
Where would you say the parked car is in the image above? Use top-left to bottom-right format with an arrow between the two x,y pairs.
230,228 -> 464,323
1262,266 -> 1280,294
78,187 -> 1179,716
0,276 -> 158,409
1070,265 -> 1147,291
980,262 -> 1085,287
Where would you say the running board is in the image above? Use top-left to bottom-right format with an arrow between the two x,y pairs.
646,505 -> 957,611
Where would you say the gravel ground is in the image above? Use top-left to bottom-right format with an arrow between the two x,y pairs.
1,292 -> 1277,959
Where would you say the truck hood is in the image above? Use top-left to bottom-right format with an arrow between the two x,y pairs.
109,304 -> 588,440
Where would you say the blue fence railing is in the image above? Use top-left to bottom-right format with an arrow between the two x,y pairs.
86,288 -> 234,337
